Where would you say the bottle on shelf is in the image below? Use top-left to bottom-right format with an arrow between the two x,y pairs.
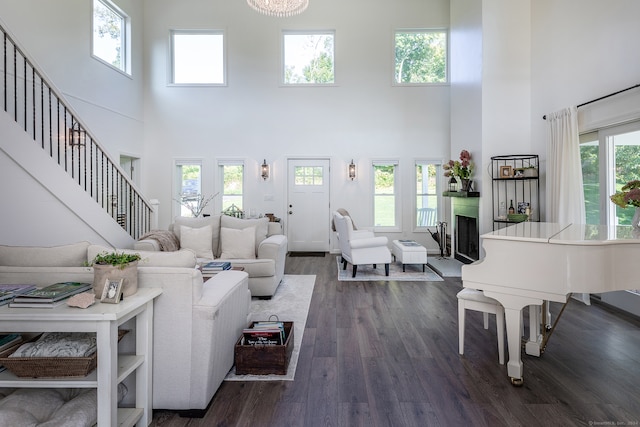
508,200 -> 515,214
498,201 -> 507,219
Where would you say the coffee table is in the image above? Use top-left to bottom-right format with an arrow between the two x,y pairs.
391,240 -> 428,272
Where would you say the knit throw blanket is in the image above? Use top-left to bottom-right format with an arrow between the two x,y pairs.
138,230 -> 180,252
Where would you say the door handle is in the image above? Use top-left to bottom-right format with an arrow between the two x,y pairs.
289,211 -> 293,215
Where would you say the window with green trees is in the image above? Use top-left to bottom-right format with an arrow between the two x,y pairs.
175,161 -> 202,217
373,162 -> 398,227
220,163 -> 244,211
92,0 -> 128,74
416,161 -> 441,227
283,32 -> 335,85
394,30 -> 447,84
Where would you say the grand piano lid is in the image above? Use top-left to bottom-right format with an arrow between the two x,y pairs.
481,222 -> 572,243
550,223 -> 640,245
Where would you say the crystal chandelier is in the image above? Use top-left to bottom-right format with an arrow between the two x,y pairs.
247,0 -> 309,17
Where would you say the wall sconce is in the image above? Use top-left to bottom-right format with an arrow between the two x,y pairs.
348,159 -> 356,180
261,159 -> 270,180
68,122 -> 86,147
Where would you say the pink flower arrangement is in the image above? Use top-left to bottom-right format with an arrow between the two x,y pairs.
443,150 -> 474,180
610,180 -> 640,208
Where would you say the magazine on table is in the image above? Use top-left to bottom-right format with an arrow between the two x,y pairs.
10,282 -> 93,304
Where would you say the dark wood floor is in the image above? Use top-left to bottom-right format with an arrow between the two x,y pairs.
151,254 -> 640,426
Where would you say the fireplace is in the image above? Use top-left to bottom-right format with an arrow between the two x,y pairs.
452,197 -> 479,264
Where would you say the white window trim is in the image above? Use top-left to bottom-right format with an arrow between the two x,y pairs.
169,29 -> 227,87
217,159 -> 245,213
91,0 -> 131,77
372,159 -> 401,232
174,158 -> 204,218
414,158 -> 444,231
392,28 -> 449,87
281,30 -> 337,87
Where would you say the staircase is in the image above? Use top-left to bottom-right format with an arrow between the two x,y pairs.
1,23 -> 153,241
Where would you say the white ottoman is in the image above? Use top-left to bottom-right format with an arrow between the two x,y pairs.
391,240 -> 428,272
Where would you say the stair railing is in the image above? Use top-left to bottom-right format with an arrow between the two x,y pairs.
1,23 -> 152,240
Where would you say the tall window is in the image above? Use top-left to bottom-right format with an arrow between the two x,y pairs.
92,0 -> 129,74
580,121 -> 640,226
219,161 -> 244,211
283,31 -> 335,85
394,30 -> 447,84
171,30 -> 225,85
373,161 -> 398,228
175,160 -> 202,217
416,161 -> 441,227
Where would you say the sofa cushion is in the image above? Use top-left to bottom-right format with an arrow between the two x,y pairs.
220,216 -> 269,254
0,241 -> 90,267
179,225 -> 214,259
171,215 -> 222,256
220,227 -> 256,259
87,245 -> 197,268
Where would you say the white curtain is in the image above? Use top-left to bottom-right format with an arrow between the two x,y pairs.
547,106 -> 589,304
547,106 -> 586,224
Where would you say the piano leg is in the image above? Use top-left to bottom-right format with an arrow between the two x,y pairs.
525,304 -> 543,357
483,292 -> 544,386
504,307 -> 525,386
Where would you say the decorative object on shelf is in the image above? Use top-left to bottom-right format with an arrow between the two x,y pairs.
499,165 -> 513,178
508,200 -> 515,214
101,278 -> 124,304
460,179 -> 473,192
174,192 -> 218,218
222,203 -> 245,218
448,176 -> 458,192
261,159 -> 270,180
246,0 -> 309,17
444,150 -> 474,191
610,179 -> 640,230
67,291 -> 96,309
88,251 -> 141,298
348,159 -> 356,180
522,166 -> 538,178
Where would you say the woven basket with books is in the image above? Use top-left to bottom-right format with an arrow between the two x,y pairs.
0,330 -> 128,378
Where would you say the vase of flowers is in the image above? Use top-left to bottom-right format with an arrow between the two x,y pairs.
444,150 -> 474,192
610,180 -> 640,230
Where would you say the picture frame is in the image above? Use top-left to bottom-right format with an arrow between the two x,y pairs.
513,168 -> 525,178
499,165 -> 513,178
101,278 -> 124,304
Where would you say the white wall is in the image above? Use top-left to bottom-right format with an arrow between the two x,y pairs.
530,0 -> 640,220
0,0 -> 145,162
142,0 -> 451,251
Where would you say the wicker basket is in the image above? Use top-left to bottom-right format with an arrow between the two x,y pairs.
0,330 -> 128,378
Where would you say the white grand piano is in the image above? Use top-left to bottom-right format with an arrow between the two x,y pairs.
462,222 -> 640,385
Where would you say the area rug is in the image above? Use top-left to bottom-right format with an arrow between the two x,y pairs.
335,257 -> 443,282
224,274 -> 316,381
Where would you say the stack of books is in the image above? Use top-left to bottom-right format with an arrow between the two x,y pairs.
242,321 -> 286,346
0,284 -> 37,306
9,282 -> 93,308
201,261 -> 232,275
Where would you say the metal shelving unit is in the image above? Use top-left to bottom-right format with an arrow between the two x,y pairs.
491,155 -> 540,230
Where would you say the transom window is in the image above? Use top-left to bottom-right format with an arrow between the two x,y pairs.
294,166 -> 323,185
394,30 -> 447,84
283,31 -> 335,85
171,30 -> 225,85
92,0 -> 129,74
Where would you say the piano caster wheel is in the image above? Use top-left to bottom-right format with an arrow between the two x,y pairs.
510,377 -> 524,387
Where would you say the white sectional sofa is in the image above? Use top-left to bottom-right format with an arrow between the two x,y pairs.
135,215 -> 288,298
0,241 -> 251,415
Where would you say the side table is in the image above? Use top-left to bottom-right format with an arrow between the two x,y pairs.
0,287 -> 162,427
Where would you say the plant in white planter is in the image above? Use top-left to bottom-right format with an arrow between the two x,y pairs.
89,251 -> 141,298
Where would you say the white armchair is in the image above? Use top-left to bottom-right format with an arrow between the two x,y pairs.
333,211 -> 391,278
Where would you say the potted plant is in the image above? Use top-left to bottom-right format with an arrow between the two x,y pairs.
89,251 -> 142,298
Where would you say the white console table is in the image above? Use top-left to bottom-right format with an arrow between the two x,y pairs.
0,287 -> 162,427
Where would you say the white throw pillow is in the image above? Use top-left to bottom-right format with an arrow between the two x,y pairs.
179,224 -> 214,259
220,226 -> 256,259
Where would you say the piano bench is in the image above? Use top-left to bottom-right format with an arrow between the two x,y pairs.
457,288 -> 505,365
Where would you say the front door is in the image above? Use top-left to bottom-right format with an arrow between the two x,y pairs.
287,158 -> 330,252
